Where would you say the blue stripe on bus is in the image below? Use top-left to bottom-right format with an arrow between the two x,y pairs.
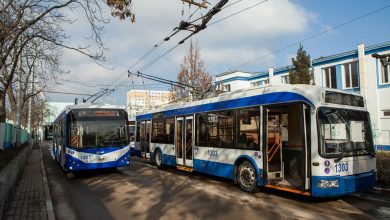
136,92 -> 314,120
130,148 -> 142,157
194,159 -> 234,179
311,171 -> 376,197
162,154 -> 177,166
64,153 -> 130,172
376,145 -> 390,151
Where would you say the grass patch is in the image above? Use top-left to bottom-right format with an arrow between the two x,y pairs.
0,144 -> 28,172
377,151 -> 390,186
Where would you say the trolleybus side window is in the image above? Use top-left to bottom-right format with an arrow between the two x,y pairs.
165,118 -> 175,144
152,119 -> 164,143
237,107 -> 260,150
196,113 -> 208,146
196,110 -> 235,148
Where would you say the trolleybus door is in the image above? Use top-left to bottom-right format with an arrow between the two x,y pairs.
264,104 -> 309,192
265,110 -> 284,180
175,116 -> 193,167
140,120 -> 151,159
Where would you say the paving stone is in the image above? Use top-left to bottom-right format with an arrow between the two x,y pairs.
3,149 -> 48,220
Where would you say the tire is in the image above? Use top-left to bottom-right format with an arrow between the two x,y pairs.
155,150 -> 163,169
237,161 -> 258,193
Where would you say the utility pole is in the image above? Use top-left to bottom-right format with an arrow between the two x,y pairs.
27,65 -> 34,143
181,0 -> 209,8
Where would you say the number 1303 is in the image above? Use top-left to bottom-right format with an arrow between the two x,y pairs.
335,163 -> 348,173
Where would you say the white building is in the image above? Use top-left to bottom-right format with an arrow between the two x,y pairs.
126,89 -> 172,119
215,41 -> 390,149
40,101 -> 73,140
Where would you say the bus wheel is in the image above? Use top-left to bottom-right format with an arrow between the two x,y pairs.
155,150 -> 163,169
237,161 -> 258,193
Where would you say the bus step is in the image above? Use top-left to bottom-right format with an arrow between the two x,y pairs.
176,165 -> 193,172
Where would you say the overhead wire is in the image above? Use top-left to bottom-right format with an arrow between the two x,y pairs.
208,0 -> 269,26
44,90 -> 94,96
230,3 -> 390,70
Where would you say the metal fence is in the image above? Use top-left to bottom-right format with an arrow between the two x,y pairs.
0,123 -> 29,150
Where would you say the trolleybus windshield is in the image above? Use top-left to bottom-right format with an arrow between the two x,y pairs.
318,108 -> 375,158
69,110 -> 128,148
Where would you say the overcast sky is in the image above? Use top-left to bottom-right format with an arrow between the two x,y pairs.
45,0 -> 390,106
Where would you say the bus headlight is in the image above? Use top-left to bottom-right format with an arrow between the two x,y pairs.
317,180 -> 339,188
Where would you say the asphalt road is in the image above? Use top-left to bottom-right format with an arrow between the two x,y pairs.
41,142 -> 390,220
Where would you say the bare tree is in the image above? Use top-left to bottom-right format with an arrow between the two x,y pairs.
0,0 -> 135,123
171,40 -> 212,102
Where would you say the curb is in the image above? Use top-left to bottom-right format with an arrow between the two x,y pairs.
39,147 -> 56,220
371,187 -> 390,197
0,144 -> 32,218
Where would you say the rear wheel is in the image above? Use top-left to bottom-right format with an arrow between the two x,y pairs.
237,161 -> 258,193
155,150 -> 163,169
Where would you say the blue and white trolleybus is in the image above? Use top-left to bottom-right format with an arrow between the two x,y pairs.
52,104 -> 130,173
135,84 -> 376,197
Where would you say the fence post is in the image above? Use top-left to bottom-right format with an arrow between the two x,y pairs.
0,123 -> 4,150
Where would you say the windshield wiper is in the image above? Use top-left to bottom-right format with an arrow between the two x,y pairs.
334,151 -> 347,163
358,149 -> 376,157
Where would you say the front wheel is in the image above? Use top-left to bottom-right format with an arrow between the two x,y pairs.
155,150 -> 163,169
237,161 -> 258,193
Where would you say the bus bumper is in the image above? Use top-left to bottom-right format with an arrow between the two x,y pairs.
311,171 -> 376,197
64,153 -> 130,172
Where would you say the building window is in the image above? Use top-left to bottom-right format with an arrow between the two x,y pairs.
251,82 -> 260,87
323,66 -> 337,89
259,79 -> 269,85
383,110 -> 390,118
381,64 -> 390,84
251,79 -> 269,87
281,75 -> 290,84
223,84 -> 231,92
343,61 -> 358,88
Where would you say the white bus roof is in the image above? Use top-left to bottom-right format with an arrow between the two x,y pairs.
136,84 -> 366,118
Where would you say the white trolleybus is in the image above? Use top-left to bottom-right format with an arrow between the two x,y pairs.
52,104 -> 130,173
134,84 -> 376,197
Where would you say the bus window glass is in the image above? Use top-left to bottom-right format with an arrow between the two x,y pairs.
129,125 -> 135,142
208,111 -> 234,148
318,108 -> 374,158
70,119 -> 128,148
237,107 -> 260,150
196,114 -> 208,146
165,118 -> 175,144
152,119 -> 164,143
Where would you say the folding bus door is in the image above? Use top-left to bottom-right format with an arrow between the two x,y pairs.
175,116 -> 193,168
140,120 -> 151,159
264,104 -> 309,193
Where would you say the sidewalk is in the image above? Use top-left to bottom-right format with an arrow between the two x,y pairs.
2,146 -> 55,220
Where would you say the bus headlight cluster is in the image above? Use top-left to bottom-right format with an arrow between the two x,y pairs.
317,180 -> 339,188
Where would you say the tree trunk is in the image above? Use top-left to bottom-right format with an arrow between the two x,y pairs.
0,91 -> 6,123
